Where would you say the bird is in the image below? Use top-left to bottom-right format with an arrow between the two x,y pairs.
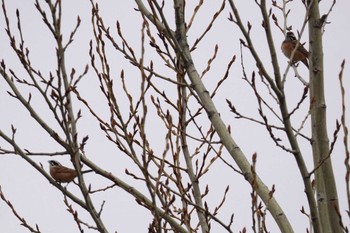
48,160 -> 92,183
281,31 -> 309,68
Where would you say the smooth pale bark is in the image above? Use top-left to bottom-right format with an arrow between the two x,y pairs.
308,1 -> 342,233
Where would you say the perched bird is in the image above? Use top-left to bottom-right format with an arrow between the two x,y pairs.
281,31 -> 309,68
48,160 -> 92,183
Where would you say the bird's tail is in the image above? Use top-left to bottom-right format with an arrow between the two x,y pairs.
302,59 -> 309,69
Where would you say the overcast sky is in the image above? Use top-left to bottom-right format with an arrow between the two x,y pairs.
1,1 -> 349,232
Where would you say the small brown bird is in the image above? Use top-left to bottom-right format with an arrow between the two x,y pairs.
48,160 -> 92,183
281,31 -> 309,68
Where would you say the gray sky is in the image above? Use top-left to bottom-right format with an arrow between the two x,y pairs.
1,1 -> 349,232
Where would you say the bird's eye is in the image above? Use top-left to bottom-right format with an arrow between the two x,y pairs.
49,160 -> 60,166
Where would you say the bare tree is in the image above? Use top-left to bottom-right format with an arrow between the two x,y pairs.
0,0 -> 348,233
